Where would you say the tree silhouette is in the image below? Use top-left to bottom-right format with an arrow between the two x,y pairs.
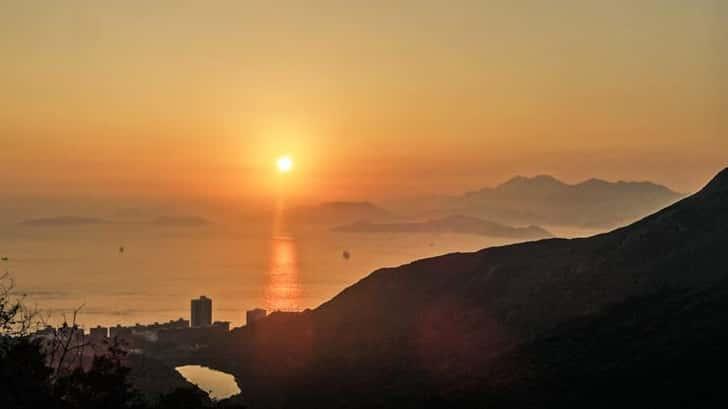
1,275 -> 246,409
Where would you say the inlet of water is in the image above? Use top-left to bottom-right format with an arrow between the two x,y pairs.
175,365 -> 241,400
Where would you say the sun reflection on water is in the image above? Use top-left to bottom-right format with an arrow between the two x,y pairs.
264,235 -> 301,312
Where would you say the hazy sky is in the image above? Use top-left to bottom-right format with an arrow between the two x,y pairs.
1,1 -> 726,204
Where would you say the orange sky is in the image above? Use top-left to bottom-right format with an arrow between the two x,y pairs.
1,1 -> 726,204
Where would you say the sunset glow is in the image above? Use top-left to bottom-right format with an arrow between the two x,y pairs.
0,1 -> 723,203
265,236 -> 301,312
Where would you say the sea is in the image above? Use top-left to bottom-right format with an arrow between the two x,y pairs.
0,221 -> 601,329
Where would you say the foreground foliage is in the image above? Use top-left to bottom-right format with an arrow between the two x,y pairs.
0,276 -> 245,409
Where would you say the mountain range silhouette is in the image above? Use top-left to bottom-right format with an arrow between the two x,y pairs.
443,174 -> 684,228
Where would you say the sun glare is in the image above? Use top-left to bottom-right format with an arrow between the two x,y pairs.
276,155 -> 293,173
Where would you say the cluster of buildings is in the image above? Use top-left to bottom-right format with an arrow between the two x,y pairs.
187,295 -> 268,329
35,296 -> 270,346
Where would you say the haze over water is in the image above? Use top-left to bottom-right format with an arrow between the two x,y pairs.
2,220 -> 597,329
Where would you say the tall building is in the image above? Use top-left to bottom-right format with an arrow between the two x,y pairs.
246,308 -> 267,325
89,325 -> 108,341
191,296 -> 212,327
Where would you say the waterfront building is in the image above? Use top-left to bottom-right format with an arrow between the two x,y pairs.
191,296 -> 213,327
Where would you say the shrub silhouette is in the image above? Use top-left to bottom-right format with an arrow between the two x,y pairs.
0,276 -> 245,409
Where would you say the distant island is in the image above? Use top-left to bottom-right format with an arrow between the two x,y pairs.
297,175 -> 683,233
405,174 -> 685,228
19,215 -> 211,227
20,216 -> 109,226
332,214 -> 552,239
150,216 -> 211,227
302,175 -> 683,231
290,201 -> 394,225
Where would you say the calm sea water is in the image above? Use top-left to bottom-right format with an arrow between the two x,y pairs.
175,365 -> 241,400
0,222 -> 600,329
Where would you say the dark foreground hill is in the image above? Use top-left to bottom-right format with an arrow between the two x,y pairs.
200,168 -> 728,409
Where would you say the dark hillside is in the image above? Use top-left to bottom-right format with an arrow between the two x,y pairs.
204,168 -> 728,408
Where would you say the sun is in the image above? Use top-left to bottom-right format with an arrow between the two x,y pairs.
276,155 -> 293,173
